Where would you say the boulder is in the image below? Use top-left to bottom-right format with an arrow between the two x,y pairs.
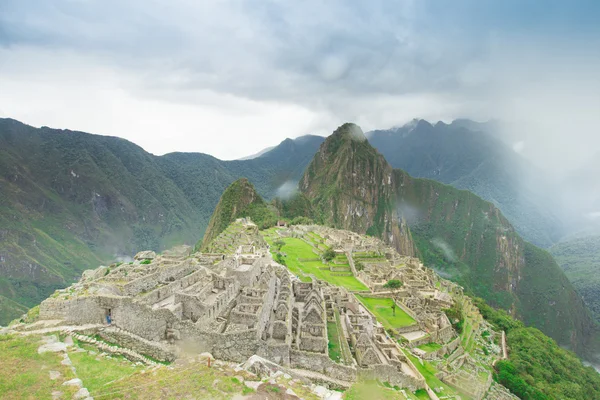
62,378 -> 83,388
48,371 -> 61,380
239,355 -> 282,378
73,388 -> 90,400
38,342 -> 67,354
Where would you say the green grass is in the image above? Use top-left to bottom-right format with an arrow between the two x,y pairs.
417,342 -> 442,353
0,334 -> 79,399
344,381 -> 409,399
69,348 -> 143,394
327,322 -> 342,362
414,389 -> 430,399
403,349 -> 461,398
356,296 -> 416,329
263,234 -> 369,291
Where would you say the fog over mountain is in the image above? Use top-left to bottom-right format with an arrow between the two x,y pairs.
1,1 -> 599,169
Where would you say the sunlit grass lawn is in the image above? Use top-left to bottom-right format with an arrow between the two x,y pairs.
69,347 -> 143,395
327,321 -> 342,363
263,232 -> 369,291
356,296 -> 416,328
0,334 -> 79,399
344,381 -> 416,399
417,342 -> 442,353
402,349 -> 460,398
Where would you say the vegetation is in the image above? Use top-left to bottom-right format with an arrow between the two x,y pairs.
262,231 -> 368,291
0,334 -> 78,398
0,118 -> 323,325
403,349 -> 459,397
443,302 -> 465,334
356,296 -> 416,329
198,178 -> 279,250
550,235 -> 600,323
383,279 -> 403,292
474,297 -> 600,400
417,342 -> 442,353
344,381 -> 411,399
327,321 -> 342,363
322,248 -> 336,262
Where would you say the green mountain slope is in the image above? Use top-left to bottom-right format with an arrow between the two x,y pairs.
198,178 -> 276,250
300,123 -> 597,357
368,120 -> 563,248
474,298 -> 600,399
550,235 -> 600,323
0,118 -> 322,325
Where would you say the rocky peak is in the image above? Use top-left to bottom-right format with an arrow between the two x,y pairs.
300,123 -> 416,256
198,178 -> 272,251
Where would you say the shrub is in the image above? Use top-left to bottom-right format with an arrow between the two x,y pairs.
322,248 -> 336,262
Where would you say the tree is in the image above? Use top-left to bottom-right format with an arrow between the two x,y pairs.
383,279 -> 402,292
322,248 -> 336,262
273,239 -> 286,251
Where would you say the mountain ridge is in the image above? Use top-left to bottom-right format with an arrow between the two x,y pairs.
0,118 -> 323,324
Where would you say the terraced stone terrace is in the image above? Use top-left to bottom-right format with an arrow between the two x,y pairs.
355,296 -> 417,330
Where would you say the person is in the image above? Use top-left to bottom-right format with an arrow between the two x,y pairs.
106,311 -> 112,325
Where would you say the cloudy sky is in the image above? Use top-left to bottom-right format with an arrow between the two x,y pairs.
1,0 -> 599,165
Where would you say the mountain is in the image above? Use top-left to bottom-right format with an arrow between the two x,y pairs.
367,120 -> 563,248
300,123 -> 597,357
198,178 -> 276,250
300,123 -> 416,256
0,118 -> 322,325
550,235 -> 600,323
236,145 -> 276,160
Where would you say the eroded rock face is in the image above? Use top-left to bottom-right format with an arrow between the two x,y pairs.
300,123 -> 416,257
134,251 -> 156,261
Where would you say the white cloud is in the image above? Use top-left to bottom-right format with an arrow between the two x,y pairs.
0,0 -> 599,166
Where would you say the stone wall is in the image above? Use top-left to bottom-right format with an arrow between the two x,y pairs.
175,293 -> 206,321
113,299 -> 178,341
178,322 -> 260,363
121,263 -> 197,297
138,269 -> 207,305
99,328 -> 176,362
290,349 -> 357,382
358,364 -> 425,391
40,297 -> 105,324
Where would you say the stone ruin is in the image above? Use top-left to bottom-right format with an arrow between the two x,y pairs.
22,219 -> 514,399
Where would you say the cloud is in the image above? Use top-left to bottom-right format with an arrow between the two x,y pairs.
0,0 -> 599,164
275,181 -> 299,200
431,238 -> 457,263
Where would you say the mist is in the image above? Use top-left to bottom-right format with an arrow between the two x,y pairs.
275,181 -> 299,200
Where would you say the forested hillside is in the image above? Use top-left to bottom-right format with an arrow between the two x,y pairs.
0,118 -> 322,324
551,235 -> 600,323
